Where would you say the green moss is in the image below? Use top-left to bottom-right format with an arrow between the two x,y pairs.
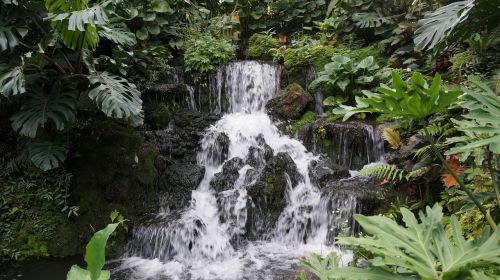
247,33 -> 279,60
137,144 -> 159,185
48,220 -> 80,257
450,51 -> 474,80
153,102 -> 173,129
283,47 -> 310,72
335,44 -> 387,65
291,111 -> 317,133
309,45 -> 336,70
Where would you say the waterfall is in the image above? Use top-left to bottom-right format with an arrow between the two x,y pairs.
116,61 -> 356,279
305,66 -> 324,117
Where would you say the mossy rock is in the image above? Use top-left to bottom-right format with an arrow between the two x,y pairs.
48,220 -> 80,257
247,33 -> 279,60
266,83 -> 313,120
262,153 -> 302,212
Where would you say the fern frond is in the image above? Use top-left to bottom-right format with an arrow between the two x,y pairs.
418,122 -> 454,138
407,166 -> 431,179
414,142 -> 450,160
359,164 -> 406,182
382,127 -> 402,150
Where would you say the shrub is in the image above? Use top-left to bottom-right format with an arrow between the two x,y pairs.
332,71 -> 461,121
310,55 -> 390,101
247,33 -> 279,60
184,34 -> 236,73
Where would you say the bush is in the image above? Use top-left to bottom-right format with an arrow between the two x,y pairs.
184,34 -> 236,73
247,33 -> 279,60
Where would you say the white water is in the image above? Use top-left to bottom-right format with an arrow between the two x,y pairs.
115,61 -> 355,279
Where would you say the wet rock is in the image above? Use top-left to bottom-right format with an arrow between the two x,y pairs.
322,176 -> 390,215
386,134 -> 426,164
298,120 -> 385,170
266,83 -> 313,120
262,152 -> 303,212
308,157 -> 350,188
210,157 -> 245,192
142,110 -> 220,162
159,162 -> 205,210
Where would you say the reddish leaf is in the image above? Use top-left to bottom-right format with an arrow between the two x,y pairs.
442,156 -> 463,188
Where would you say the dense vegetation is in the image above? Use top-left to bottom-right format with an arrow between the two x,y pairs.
1,0 -> 499,279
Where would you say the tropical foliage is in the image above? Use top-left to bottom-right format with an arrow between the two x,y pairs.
332,71 -> 461,121
300,204 -> 500,280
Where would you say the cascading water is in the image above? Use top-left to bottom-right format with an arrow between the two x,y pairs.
115,61 -> 356,279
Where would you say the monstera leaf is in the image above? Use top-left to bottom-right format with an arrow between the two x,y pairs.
0,64 -> 25,97
87,71 -> 143,125
25,138 -> 69,171
98,19 -> 137,46
0,23 -> 28,52
46,0 -> 110,50
10,85 -> 78,137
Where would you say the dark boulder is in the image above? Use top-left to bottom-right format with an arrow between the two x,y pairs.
266,83 -> 313,120
158,160 -> 205,210
245,134 -> 274,168
262,152 -> 303,212
308,157 -> 350,188
210,157 -> 245,192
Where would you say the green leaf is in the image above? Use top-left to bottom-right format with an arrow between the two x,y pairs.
0,24 -> 28,52
135,26 -> 148,40
27,138 -> 69,171
357,56 -> 374,69
151,0 -> 171,13
0,64 -> 25,97
414,1 -> 472,50
84,223 -> 118,280
67,265 -> 110,280
87,72 -> 143,125
10,85 -> 78,137
98,20 -> 137,46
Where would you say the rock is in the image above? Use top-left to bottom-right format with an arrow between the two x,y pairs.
266,83 -> 313,120
262,152 -> 303,212
308,157 -> 350,188
159,162 -> 205,210
386,134 -> 426,164
245,134 -> 274,168
322,175 -> 392,215
210,157 -> 245,192
297,120 -> 385,170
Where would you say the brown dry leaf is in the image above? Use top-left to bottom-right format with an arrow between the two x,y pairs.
382,127 -> 402,150
442,156 -> 464,189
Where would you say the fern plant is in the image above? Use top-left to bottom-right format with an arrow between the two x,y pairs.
382,127 -> 402,150
300,204 -> 500,280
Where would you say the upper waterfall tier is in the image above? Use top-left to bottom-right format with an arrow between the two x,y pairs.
209,61 -> 280,114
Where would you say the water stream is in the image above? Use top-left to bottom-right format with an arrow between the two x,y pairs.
113,61 -> 364,279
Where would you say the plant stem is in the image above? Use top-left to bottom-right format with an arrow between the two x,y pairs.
425,129 -> 496,229
486,149 -> 500,207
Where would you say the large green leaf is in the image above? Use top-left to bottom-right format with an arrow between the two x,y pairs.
0,24 -> 28,52
337,204 -> 500,279
46,0 -> 110,50
67,265 -> 110,280
10,85 -> 78,137
0,64 -> 25,97
333,71 -> 461,121
84,223 -> 118,280
26,138 -> 69,171
414,1 -> 472,50
87,71 -> 143,125
447,78 -> 500,161
98,19 -> 137,46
